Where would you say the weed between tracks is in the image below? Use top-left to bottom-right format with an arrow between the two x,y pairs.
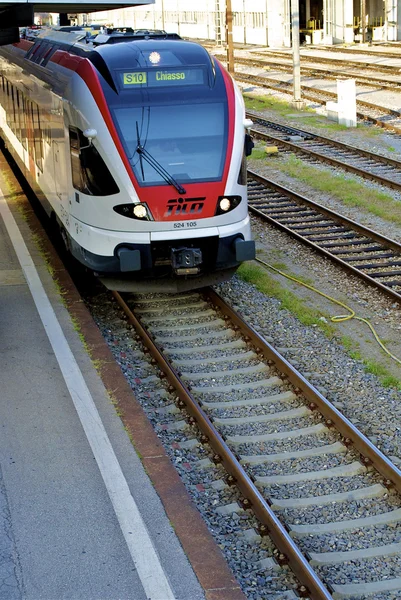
238,261 -> 334,335
254,153 -> 401,226
238,262 -> 401,389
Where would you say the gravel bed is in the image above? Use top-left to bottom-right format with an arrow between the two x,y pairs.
87,291 -> 300,599
151,324 -> 227,337
264,473 -> 384,500
215,272 -> 401,459
219,414 -> 320,437
297,521 -> 401,555
168,347 -> 250,361
235,431 -> 339,457
143,314 -> 221,327
247,451 -> 353,478
318,555 -> 401,585
280,495 -> 400,525
136,305 -> 209,317
186,370 -> 275,386
347,593 -> 401,600
193,384 -> 286,403
206,398 -> 303,419
180,357 -> 262,375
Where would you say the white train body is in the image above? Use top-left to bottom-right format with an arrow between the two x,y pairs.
0,29 -> 255,291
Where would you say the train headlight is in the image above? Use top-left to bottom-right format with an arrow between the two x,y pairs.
215,195 -> 242,216
113,203 -> 153,220
133,204 -> 148,219
219,197 -> 231,212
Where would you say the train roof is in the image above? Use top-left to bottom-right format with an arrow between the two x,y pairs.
19,29 -> 215,92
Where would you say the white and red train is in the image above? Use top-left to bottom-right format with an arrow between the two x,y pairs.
0,28 -> 255,291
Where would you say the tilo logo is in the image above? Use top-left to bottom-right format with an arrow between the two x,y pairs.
165,197 -> 205,216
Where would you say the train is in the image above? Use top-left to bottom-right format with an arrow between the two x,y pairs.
0,27 -> 255,292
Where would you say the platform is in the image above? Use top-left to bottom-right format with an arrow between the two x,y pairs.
0,164 -> 244,599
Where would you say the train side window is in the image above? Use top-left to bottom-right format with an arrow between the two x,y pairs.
69,127 -> 119,196
18,91 -> 27,150
32,103 -> 43,171
14,86 -> 21,140
5,80 -> 12,130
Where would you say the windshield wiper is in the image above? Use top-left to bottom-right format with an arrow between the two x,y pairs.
135,122 -> 187,195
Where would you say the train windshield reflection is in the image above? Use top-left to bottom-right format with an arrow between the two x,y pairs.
112,102 -> 227,186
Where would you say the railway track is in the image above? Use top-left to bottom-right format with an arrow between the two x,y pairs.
212,53 -> 401,132
247,170 -> 401,302
236,53 -> 401,91
284,45 -> 401,61
237,71 -> 401,133
111,287 -> 401,599
246,111 -> 401,193
254,49 -> 401,75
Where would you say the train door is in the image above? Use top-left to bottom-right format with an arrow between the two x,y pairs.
52,136 -> 70,230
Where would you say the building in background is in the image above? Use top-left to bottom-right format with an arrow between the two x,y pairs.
70,0 -> 400,46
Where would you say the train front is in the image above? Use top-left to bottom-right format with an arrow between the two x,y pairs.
97,39 -> 255,292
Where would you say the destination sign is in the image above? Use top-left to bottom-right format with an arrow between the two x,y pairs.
121,68 -> 205,88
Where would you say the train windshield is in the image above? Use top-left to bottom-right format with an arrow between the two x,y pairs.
112,102 -> 227,186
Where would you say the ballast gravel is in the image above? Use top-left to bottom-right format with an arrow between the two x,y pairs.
86,138 -> 401,596
88,292 -> 300,599
215,276 -> 401,462
247,452 -> 354,478
280,494 -> 400,525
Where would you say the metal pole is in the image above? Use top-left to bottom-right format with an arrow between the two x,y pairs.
226,0 -> 234,74
161,0 -> 165,30
216,0 -> 222,45
360,0 -> 366,42
243,0 -> 246,44
265,0 -> 269,46
291,0 -> 303,106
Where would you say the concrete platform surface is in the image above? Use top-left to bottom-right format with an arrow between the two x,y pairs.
0,184 -> 207,599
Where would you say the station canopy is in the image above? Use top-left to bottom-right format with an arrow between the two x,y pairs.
0,0 -> 153,20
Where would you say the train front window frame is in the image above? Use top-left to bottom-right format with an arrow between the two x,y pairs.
111,102 -> 228,187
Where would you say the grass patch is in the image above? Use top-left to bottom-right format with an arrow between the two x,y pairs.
242,92 -> 392,143
341,335 -> 359,353
362,359 -> 401,389
237,261 -> 335,337
270,261 -> 288,271
243,93 -> 311,118
239,263 -> 401,389
250,147 -> 268,160
276,155 -> 401,224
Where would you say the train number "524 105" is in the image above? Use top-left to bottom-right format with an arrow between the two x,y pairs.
174,222 -> 198,228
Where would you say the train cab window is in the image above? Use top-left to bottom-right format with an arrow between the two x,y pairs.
113,102 -> 227,186
69,128 -> 119,196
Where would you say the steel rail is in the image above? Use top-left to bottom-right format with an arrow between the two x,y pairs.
220,53 -> 401,91
254,49 -> 401,74
246,111 -> 401,169
206,287 -> 401,491
112,286 -> 401,597
246,112 -> 401,192
233,72 -> 401,133
311,45 -> 401,60
111,289 -> 332,600
247,169 -> 401,303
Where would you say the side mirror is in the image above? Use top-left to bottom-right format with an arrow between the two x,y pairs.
83,128 -> 97,144
80,129 -> 98,151
245,133 -> 254,157
243,118 -> 253,130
